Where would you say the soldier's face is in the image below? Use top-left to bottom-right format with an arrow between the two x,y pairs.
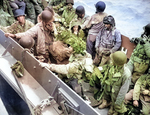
104,24 -> 111,30
17,15 -> 25,25
73,25 -> 78,33
68,3 -> 73,9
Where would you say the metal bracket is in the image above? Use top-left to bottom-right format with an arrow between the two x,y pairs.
1,43 -> 12,56
121,47 -> 128,54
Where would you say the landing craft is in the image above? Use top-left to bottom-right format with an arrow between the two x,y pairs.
0,29 -> 135,115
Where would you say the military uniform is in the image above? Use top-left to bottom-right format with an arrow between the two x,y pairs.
9,0 -> 26,13
90,51 -> 130,115
86,12 -> 107,59
4,20 -> 34,34
49,0 -> 65,6
24,0 -> 43,24
132,74 -> 150,115
94,26 -> 121,66
127,36 -> 150,84
14,22 -> 57,63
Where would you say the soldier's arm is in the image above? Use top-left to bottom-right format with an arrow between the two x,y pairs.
115,64 -> 131,105
40,62 -> 80,75
80,16 -> 91,30
111,29 -> 121,53
15,24 -> 38,39
95,31 -> 102,49
6,22 -> 18,34
144,42 -> 150,58
133,75 -> 145,101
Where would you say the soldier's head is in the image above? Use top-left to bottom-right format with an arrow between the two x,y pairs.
44,6 -> 55,16
66,0 -> 74,9
19,36 -> 35,49
75,5 -> 85,19
41,10 -> 54,24
95,1 -> 106,13
13,9 -> 25,24
103,15 -> 115,30
141,23 -> 150,37
110,51 -> 127,66
71,21 -> 81,35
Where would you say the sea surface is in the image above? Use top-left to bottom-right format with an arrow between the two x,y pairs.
74,0 -> 150,38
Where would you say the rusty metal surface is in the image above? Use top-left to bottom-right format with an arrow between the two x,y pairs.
121,35 -> 136,59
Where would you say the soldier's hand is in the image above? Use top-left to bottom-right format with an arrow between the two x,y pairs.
5,33 -> 16,38
40,62 -> 51,69
96,47 -> 99,53
143,90 -> 149,95
133,100 -> 139,107
130,37 -> 139,44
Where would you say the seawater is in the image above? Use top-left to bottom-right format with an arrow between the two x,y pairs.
74,0 -> 150,38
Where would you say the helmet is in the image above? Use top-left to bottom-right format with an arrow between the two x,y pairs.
110,51 -> 127,66
66,0 -> 74,5
42,10 -> 54,23
75,5 -> 85,15
44,6 -> 54,16
95,1 -> 106,12
144,23 -> 150,36
19,36 -> 35,49
13,9 -> 25,18
103,15 -> 115,27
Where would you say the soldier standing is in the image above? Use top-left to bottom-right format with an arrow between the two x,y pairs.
94,15 -> 121,66
86,1 -> 107,59
75,5 -> 91,38
61,0 -> 77,28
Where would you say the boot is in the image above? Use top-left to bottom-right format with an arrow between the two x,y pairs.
98,99 -> 110,109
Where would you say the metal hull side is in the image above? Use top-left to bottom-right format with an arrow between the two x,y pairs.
0,29 -> 100,115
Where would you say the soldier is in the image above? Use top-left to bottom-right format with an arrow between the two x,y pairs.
40,31 -> 102,98
75,5 -> 91,37
9,0 -> 26,13
91,51 -> 130,115
24,0 -> 43,24
49,0 -> 66,15
126,23 -> 150,84
86,1 -> 107,59
94,15 -> 121,66
125,74 -> 150,115
5,10 -> 57,63
3,9 -> 34,35
61,0 -> 77,28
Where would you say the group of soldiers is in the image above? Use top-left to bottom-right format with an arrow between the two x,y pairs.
0,0 -> 150,115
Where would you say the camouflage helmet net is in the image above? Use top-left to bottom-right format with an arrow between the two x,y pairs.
56,30 -> 86,54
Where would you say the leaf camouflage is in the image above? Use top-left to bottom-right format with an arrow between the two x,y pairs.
56,30 -> 86,54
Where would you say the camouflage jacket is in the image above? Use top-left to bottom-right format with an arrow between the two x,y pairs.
61,7 -> 77,28
5,20 -> 34,34
50,51 -> 94,81
133,74 -> 150,101
127,36 -> 150,74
